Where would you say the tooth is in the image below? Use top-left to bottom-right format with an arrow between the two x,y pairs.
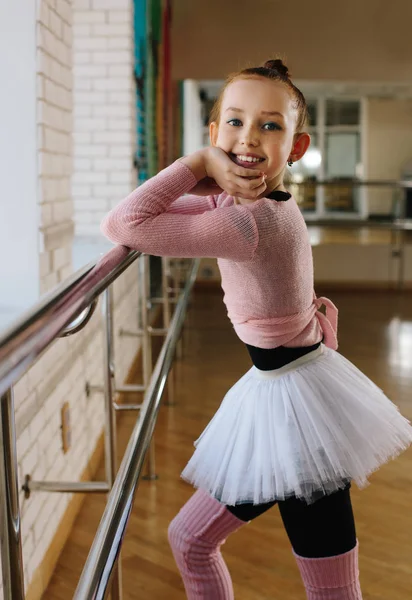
237,155 -> 262,163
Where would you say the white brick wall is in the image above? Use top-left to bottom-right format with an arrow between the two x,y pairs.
37,0 -> 74,295
72,0 -> 136,236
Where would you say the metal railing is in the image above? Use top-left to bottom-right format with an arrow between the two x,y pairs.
0,242 -> 198,600
74,260 -> 198,599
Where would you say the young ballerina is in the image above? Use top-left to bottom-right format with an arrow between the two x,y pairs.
101,59 -> 412,599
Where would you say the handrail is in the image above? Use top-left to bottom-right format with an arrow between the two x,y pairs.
0,244 -> 143,599
289,178 -> 412,234
60,298 -> 99,337
0,245 -> 140,397
74,259 -> 199,600
291,179 -> 412,188
304,218 -> 412,230
0,244 -> 195,599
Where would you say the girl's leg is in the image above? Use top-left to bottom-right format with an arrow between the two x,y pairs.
278,484 -> 362,599
168,489 -> 246,599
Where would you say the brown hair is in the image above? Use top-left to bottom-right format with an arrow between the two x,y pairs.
209,59 -> 308,133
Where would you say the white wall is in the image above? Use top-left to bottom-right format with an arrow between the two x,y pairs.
0,1 -> 39,311
367,97 -> 412,215
172,0 -> 412,82
183,79 -> 203,155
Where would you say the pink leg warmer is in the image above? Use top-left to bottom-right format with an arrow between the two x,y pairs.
168,489 -> 245,599
294,543 -> 362,599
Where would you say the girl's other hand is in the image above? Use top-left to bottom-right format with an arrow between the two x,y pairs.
204,147 -> 267,200
181,148 -> 266,200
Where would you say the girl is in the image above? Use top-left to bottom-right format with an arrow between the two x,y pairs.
101,60 -> 412,599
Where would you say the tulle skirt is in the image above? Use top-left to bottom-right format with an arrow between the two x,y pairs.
181,345 -> 412,505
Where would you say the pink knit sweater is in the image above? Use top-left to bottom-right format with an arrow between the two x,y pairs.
101,160 -> 338,349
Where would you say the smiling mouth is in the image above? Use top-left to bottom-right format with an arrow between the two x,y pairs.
230,153 -> 265,165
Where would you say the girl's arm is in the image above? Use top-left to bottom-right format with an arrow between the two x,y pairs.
100,148 -> 266,261
166,193 -> 217,215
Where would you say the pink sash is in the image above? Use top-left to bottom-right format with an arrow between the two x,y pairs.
231,294 -> 338,350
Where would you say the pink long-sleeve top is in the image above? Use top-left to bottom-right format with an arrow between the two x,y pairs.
101,160 -> 338,350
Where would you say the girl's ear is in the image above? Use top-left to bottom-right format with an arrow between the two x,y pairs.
209,121 -> 218,147
289,133 -> 311,163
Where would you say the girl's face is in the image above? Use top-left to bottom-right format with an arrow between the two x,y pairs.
210,77 -> 310,195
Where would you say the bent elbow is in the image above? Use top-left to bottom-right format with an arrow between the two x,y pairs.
100,213 -> 143,250
100,213 -> 109,236
100,213 -> 123,245
100,212 -> 113,239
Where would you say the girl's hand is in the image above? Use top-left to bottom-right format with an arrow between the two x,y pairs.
204,147 -> 267,200
181,147 -> 267,200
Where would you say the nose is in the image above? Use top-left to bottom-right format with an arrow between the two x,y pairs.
240,124 -> 260,148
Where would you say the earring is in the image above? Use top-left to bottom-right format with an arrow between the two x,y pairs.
288,159 -> 294,167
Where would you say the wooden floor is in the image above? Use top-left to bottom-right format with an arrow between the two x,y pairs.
44,289 -> 412,599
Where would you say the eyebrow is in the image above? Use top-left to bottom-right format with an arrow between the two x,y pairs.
225,107 -> 285,119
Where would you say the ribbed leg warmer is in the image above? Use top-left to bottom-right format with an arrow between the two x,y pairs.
294,543 -> 362,599
168,490 -> 245,599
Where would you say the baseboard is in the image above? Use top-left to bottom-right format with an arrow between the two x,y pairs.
24,305 -> 163,599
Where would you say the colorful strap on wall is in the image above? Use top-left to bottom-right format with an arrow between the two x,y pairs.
133,0 -> 148,183
133,0 -> 178,181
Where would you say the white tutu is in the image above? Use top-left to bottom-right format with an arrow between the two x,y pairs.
181,346 -> 412,505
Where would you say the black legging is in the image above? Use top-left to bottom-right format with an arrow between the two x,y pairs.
226,483 -> 356,558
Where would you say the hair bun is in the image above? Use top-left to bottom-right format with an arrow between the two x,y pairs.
263,59 -> 290,78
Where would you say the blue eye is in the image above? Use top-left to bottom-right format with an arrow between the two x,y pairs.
263,122 -> 282,131
227,118 -> 242,127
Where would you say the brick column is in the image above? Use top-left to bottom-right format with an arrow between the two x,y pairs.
37,0 -> 74,293
72,0 -> 136,237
